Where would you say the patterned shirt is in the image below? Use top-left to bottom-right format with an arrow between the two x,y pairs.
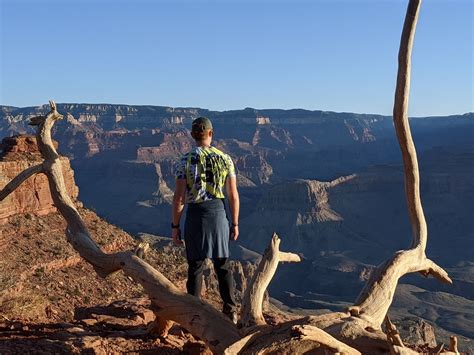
175,146 -> 236,204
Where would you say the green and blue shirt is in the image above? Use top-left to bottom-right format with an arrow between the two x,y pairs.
175,146 -> 236,204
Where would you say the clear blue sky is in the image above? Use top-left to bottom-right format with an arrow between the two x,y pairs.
1,0 -> 472,116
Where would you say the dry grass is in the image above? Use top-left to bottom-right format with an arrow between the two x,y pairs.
0,291 -> 49,320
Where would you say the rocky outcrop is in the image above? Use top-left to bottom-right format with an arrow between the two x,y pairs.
0,135 -> 50,160
251,126 -> 293,148
235,153 -> 274,184
344,119 -> 376,142
0,135 -> 79,223
152,164 -> 174,204
136,130 -> 193,162
256,116 -> 271,125
395,318 -> 437,348
250,175 -> 355,228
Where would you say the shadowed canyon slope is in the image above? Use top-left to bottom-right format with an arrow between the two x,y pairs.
1,104 -> 473,350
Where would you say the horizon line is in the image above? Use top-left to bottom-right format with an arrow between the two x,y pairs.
1,102 -> 472,119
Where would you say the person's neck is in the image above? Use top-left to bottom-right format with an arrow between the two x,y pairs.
196,141 -> 212,148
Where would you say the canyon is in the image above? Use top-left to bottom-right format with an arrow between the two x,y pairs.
0,104 -> 473,351
0,136 -> 261,353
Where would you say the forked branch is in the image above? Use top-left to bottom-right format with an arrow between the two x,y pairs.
347,0 -> 451,329
239,233 -> 301,328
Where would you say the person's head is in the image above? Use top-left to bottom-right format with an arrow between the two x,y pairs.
191,117 -> 213,145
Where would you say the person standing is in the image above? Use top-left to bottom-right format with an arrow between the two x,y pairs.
171,117 -> 239,323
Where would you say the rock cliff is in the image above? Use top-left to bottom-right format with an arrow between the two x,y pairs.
0,135 -> 79,223
136,130 -> 194,162
235,152 -> 274,184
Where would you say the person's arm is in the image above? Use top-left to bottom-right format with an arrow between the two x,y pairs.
226,176 -> 240,241
172,178 -> 186,245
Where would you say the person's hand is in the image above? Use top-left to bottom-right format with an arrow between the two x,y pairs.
230,225 -> 239,241
172,228 -> 183,246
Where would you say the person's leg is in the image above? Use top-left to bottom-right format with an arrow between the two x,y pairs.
213,258 -> 237,314
187,259 -> 205,298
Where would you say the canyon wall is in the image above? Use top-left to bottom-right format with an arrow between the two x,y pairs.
0,135 -> 79,223
1,104 -> 472,348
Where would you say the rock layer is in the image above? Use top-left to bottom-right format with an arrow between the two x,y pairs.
0,135 -> 79,223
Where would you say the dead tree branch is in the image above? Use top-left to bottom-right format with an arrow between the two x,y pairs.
449,336 -> 459,354
239,233 -> 301,328
347,0 -> 452,330
293,324 -> 361,355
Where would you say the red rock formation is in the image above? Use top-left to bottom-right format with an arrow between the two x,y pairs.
0,135 -> 57,161
0,135 -> 79,224
235,152 -> 274,184
136,131 -> 193,162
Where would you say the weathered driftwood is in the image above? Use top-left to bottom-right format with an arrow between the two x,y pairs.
345,0 -> 451,330
292,325 -> 361,355
225,316 -> 361,354
449,336 -> 459,354
0,0 -> 458,353
239,233 -> 300,328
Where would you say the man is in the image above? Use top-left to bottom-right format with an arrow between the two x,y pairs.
172,116 -> 239,323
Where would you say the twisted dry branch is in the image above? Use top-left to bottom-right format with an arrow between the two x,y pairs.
347,0 -> 451,329
239,233 -> 301,328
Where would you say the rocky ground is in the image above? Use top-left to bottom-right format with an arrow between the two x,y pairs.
0,209 -> 212,354
0,209 -> 293,354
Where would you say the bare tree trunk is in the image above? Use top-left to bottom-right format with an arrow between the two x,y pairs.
345,0 -> 451,330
